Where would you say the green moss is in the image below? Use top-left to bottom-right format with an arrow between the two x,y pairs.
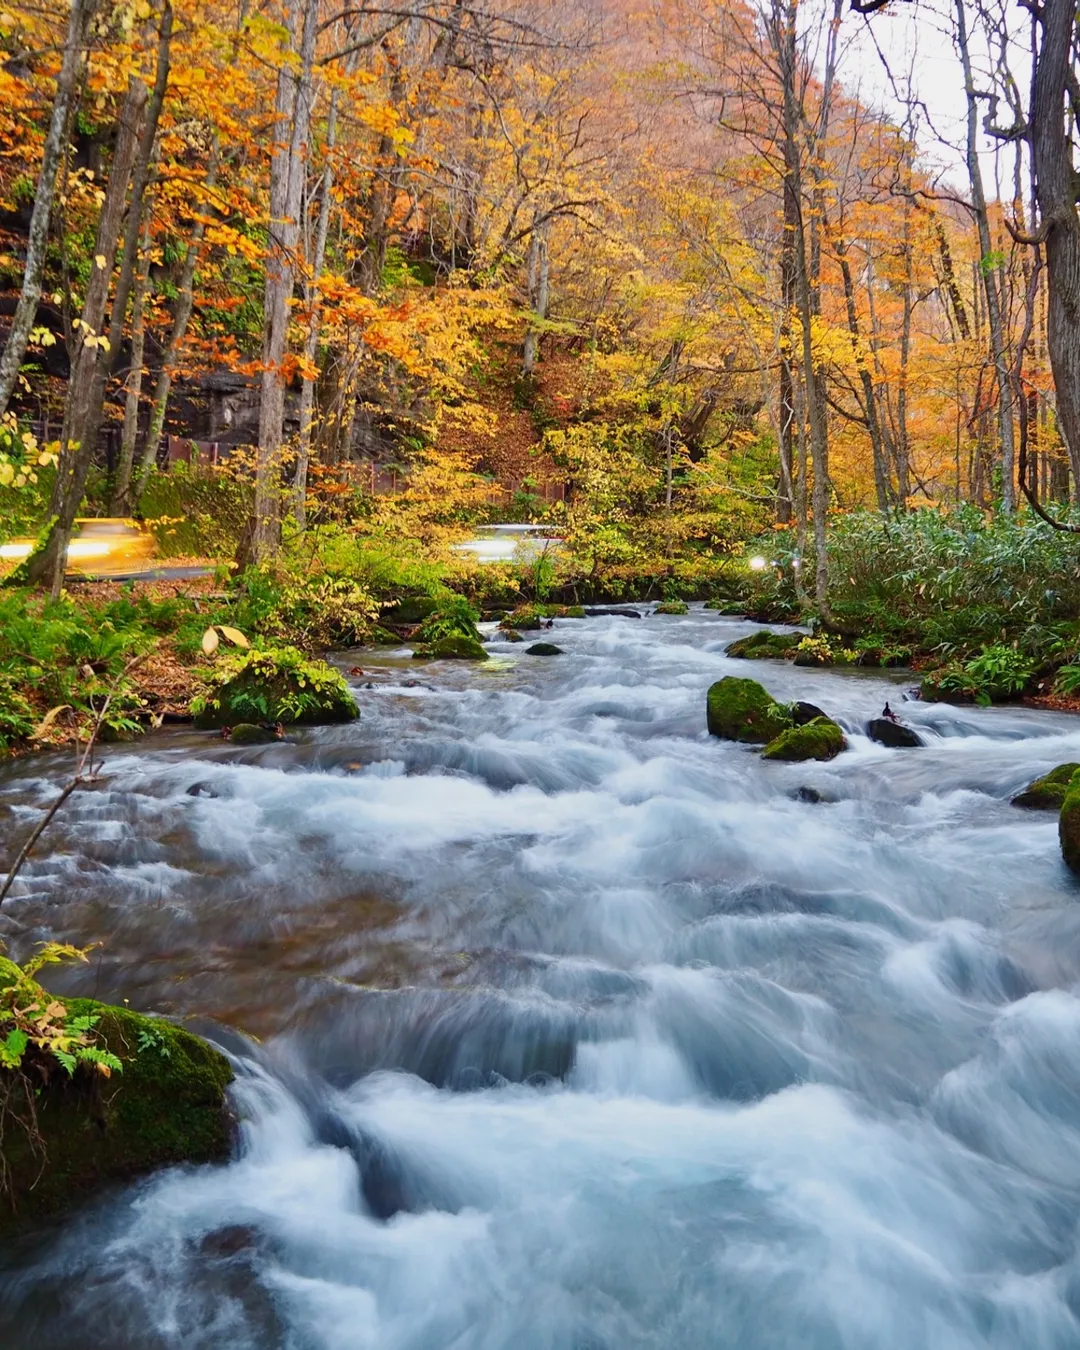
726,631 -> 800,660
192,646 -> 358,728
1060,769 -> 1080,874
705,599 -> 745,614
762,716 -> 847,762
654,601 -> 689,615
706,677 -> 792,744
1012,763 -> 1080,810
0,1001 -> 232,1235
412,635 -> 489,660
228,722 -> 279,745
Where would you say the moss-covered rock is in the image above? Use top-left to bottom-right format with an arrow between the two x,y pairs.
654,601 -> 689,615
412,635 -> 489,660
1014,763 -> 1080,811
726,631 -> 800,660
1060,769 -> 1080,874
705,599 -> 745,614
526,642 -> 563,655
0,1001 -> 233,1235
228,722 -> 280,745
762,717 -> 847,763
706,677 -> 792,744
192,647 -> 358,728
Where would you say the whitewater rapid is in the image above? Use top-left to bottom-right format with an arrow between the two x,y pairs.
4,606 -> 1080,1349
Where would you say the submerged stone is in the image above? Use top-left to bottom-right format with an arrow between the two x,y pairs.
0,999 -> 233,1235
1060,770 -> 1080,874
706,677 -> 791,744
1014,762 -> 1080,811
866,718 -> 924,748
762,717 -> 847,763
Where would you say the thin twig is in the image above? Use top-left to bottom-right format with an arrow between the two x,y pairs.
0,652 -> 149,907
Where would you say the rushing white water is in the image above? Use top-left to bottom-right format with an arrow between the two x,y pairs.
4,606 -> 1080,1349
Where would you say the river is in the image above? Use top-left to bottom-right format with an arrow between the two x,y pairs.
3,605 -> 1080,1349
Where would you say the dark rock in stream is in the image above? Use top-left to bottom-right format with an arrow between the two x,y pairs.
526,642 -> 564,656
186,780 -> 220,798
866,718 -> 924,749
584,608 -> 642,618
790,701 -> 827,726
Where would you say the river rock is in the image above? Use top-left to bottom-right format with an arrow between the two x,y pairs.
0,972 -> 233,1235
192,648 -> 358,728
526,642 -> 564,655
412,635 -> 489,661
654,601 -> 689,615
228,722 -> 279,745
726,631 -> 800,661
790,701 -> 827,726
584,608 -> 642,618
1013,762 -> 1080,810
185,780 -> 220,798
866,718 -> 924,748
762,717 -> 847,763
503,630 -> 525,643
1060,770 -> 1080,873
706,677 -> 791,744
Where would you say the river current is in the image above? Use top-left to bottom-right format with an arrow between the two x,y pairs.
4,606 -> 1080,1349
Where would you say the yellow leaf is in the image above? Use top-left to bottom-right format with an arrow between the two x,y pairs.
217,625 -> 249,649
95,254 -> 106,269
201,626 -> 220,655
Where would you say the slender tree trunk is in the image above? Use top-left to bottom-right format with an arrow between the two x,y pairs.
833,233 -> 890,509
132,148 -> 218,506
251,0 -> 318,562
111,215 -> 153,510
293,90 -> 338,529
955,0 -> 1015,509
0,0 -> 97,415
522,216 -> 550,376
776,173 -> 797,523
25,78 -> 148,595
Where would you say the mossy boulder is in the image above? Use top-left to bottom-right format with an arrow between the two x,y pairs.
526,642 -> 563,655
1060,770 -> 1080,874
762,717 -> 847,763
706,677 -> 792,744
654,601 -> 689,615
412,635 -> 489,660
192,647 -> 358,728
1014,763 -> 1080,811
726,631 -> 801,661
705,599 -> 745,614
0,1000 -> 233,1235
228,722 -> 279,745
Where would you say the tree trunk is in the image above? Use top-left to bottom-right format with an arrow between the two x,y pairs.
776,172 -> 797,523
522,217 -> 550,377
111,215 -> 153,510
0,0 -> 97,415
955,0 -> 1015,509
132,148 -> 218,506
251,0 -> 318,563
1029,0 -> 1080,499
293,90 -> 338,529
24,78 -> 148,595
